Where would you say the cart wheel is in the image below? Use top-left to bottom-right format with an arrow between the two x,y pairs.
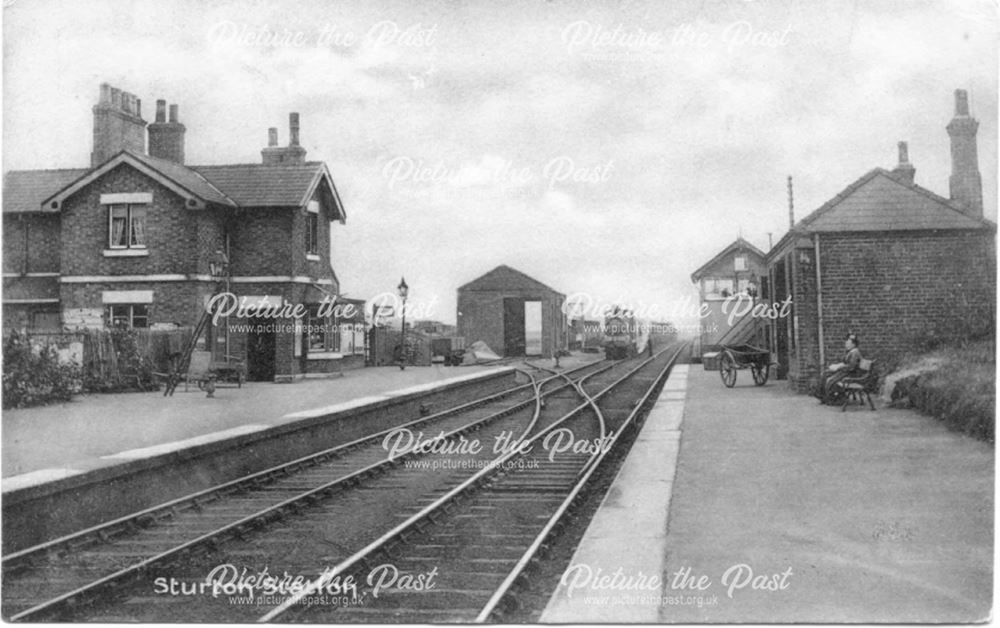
752,363 -> 769,386
719,351 -> 737,388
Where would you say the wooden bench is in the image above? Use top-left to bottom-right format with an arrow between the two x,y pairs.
837,358 -> 877,412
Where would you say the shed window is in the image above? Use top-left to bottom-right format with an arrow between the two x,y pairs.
734,255 -> 748,271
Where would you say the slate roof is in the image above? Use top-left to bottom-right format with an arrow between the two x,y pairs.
3,168 -> 89,213
458,265 -> 564,296
127,151 -> 234,207
690,236 -> 767,282
797,168 -> 993,232
192,163 -> 324,208
5,151 -> 345,220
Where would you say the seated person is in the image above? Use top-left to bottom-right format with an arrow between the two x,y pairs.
816,333 -> 864,404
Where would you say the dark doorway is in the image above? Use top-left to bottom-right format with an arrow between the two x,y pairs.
772,257 -> 790,379
503,297 -> 526,356
246,321 -> 276,381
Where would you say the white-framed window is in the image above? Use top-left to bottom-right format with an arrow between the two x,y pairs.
306,307 -> 341,353
108,204 -> 147,249
734,255 -> 748,271
107,304 -> 149,329
305,201 -> 320,258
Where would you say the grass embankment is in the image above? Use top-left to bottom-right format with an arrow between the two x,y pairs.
885,340 -> 995,443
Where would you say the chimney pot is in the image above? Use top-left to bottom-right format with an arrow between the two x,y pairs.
897,141 -> 909,165
268,127 -> 278,147
136,98 -> 142,118
99,83 -> 112,104
155,99 -> 167,123
289,112 -> 300,146
169,104 -> 178,123
955,89 -> 970,116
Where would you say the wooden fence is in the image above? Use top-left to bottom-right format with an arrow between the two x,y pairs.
21,327 -> 196,386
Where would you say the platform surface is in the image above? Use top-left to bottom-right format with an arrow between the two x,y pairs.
2,356 -> 596,483
542,363 -> 993,623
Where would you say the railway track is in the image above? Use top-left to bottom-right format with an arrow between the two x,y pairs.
260,344 -> 684,623
1,358 -> 612,622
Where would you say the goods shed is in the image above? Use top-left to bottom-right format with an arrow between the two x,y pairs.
457,265 -> 567,357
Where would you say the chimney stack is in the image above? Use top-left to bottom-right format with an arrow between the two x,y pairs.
787,175 -> 794,229
891,140 -> 916,185
289,112 -> 300,146
946,88 -> 983,218
261,112 -> 307,165
91,82 -> 147,167
147,99 -> 186,163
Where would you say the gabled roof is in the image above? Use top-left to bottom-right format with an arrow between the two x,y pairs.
458,265 -> 564,296
3,168 -> 89,213
8,151 -> 347,220
690,237 -> 767,282
42,150 -> 235,210
797,168 -> 993,233
192,162 -> 346,221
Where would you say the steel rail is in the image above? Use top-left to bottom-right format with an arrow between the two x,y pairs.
526,359 -> 610,441
474,343 -> 685,622
6,360 -> 608,622
258,351 -> 665,622
4,362 -> 591,567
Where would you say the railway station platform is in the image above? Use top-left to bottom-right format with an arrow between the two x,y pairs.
542,362 -> 993,623
1,356 -> 595,482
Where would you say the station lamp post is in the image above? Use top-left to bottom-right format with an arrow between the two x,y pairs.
398,277 -> 409,370
205,249 -> 230,397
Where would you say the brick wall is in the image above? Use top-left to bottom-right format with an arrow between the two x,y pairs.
229,208 -> 292,277
290,189 -> 337,284
61,164 -> 216,276
3,214 -> 61,274
787,229 -> 996,392
60,281 -> 209,328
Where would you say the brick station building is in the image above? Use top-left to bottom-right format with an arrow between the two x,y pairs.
3,83 -> 365,381
764,89 -> 996,392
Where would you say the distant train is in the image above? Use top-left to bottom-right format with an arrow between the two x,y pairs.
603,307 -> 639,360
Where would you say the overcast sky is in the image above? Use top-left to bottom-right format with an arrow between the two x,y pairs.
4,0 -> 997,328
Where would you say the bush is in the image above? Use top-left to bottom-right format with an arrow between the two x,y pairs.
889,340 -> 995,443
2,331 -> 82,409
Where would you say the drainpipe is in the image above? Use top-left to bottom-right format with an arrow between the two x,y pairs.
814,234 -> 825,368
21,214 -> 29,275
